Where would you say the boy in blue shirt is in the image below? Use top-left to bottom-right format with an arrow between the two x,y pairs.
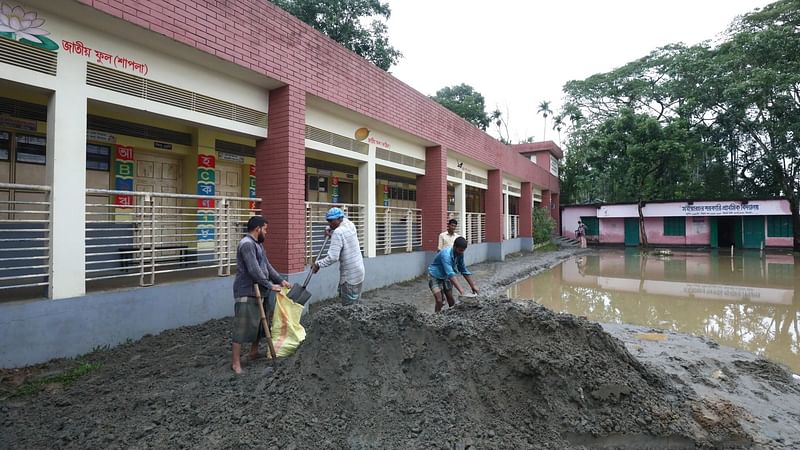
427,236 -> 479,312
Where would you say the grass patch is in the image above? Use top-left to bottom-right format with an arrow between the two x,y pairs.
534,242 -> 558,252
12,362 -> 101,397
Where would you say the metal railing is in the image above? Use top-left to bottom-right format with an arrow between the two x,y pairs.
464,212 -> 486,244
85,188 -> 260,286
305,201 -> 366,264
0,183 -> 51,291
508,214 -> 520,239
376,206 -> 422,254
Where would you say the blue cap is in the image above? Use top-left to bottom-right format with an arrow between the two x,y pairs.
325,207 -> 345,221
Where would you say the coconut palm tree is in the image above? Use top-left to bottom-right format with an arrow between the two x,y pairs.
552,115 -> 565,145
537,101 -> 552,139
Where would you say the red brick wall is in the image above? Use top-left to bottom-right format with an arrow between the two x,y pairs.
258,85 -> 306,273
76,0 -> 558,192
550,193 -> 560,232
520,182 -> 532,238
486,170 -> 503,242
416,146 -> 447,251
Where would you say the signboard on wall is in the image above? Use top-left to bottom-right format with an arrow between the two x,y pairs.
599,200 -> 791,218
652,201 -> 789,217
197,154 -> 216,241
114,145 -> 134,207
248,165 -> 257,210
331,176 -> 340,203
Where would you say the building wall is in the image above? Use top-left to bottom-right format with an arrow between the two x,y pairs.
72,0 -> 560,192
685,217 -> 711,245
601,218 -> 625,244
561,206 -> 596,238
564,201 -> 793,248
766,236 -> 793,247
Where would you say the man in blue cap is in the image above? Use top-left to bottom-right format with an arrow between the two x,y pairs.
312,207 -> 365,305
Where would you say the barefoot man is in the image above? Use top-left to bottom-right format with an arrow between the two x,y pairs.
427,236 -> 479,312
231,216 -> 291,374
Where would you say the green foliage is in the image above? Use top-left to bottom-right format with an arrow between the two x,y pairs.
533,207 -> 556,245
270,0 -> 401,71
560,0 -> 800,239
538,101 -> 553,139
432,84 -> 492,130
12,362 -> 101,397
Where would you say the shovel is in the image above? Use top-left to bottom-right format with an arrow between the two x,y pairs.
254,283 -> 277,363
287,235 -> 330,305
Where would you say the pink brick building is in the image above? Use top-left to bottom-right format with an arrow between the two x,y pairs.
0,0 -> 560,365
562,200 -> 794,249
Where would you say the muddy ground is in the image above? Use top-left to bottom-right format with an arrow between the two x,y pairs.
2,248 -> 800,449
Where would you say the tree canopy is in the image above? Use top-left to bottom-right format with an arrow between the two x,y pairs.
431,84 -> 492,131
271,0 -> 402,71
559,0 -> 800,246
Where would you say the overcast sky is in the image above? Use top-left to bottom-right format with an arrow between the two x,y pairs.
386,0 -> 773,146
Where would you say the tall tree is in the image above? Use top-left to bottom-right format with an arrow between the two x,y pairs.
552,115 -> 565,145
676,0 -> 800,246
537,101 -> 552,139
560,0 -> 800,248
432,84 -> 492,130
271,0 -> 402,71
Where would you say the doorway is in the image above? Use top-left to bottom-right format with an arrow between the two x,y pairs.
716,216 -> 739,248
624,218 -> 639,246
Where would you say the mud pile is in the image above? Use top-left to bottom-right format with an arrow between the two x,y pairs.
1,298 -> 753,449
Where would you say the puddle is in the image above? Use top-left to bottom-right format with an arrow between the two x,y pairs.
507,249 -> 800,373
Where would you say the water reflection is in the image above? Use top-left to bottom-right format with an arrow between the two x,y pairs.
507,249 -> 800,373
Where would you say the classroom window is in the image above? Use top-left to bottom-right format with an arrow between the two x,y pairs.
0,131 -> 9,161
86,144 -> 111,171
663,217 -> 686,236
767,215 -> 792,237
15,134 -> 47,165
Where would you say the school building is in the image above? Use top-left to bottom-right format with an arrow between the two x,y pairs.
561,199 -> 794,249
0,0 -> 560,366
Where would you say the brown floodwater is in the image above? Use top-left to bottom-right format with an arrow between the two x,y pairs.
506,249 -> 800,374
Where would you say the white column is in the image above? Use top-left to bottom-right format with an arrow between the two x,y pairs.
503,192 -> 510,240
455,177 -> 466,235
47,55 -> 87,299
358,158 -> 377,257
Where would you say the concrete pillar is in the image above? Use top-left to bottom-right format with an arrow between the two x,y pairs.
551,192 -> 560,232
416,146 -> 447,251
541,189 -> 551,212
503,192 -> 509,240
520,182 -> 532,237
486,170 -> 503,242
47,54 -> 87,299
358,159 -> 376,257
258,85 -> 306,274
454,179 -> 466,235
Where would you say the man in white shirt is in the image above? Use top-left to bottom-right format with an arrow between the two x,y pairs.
312,207 -> 366,305
438,218 -> 460,251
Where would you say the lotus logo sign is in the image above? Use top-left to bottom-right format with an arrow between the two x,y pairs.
0,2 -> 59,51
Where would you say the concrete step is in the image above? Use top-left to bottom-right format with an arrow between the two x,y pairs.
551,235 -> 580,247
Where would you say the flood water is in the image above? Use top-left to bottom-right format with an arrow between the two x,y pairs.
506,249 -> 800,374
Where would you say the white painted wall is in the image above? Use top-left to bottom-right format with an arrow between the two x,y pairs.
306,105 -> 426,161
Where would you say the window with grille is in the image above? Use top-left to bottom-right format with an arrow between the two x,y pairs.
767,215 -> 792,237
663,217 -> 686,236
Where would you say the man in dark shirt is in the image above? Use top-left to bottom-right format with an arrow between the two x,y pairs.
231,216 -> 291,374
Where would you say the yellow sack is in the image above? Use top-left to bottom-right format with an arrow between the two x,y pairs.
270,289 -> 306,357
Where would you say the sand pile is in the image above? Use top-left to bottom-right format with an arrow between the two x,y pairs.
1,298 -> 753,449
257,298 -> 749,449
